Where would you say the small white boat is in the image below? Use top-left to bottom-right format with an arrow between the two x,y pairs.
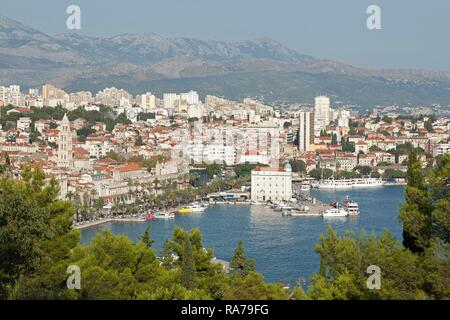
154,212 -> 175,219
189,203 -> 207,212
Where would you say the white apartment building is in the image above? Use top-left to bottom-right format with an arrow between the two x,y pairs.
140,92 -> 156,111
433,143 -> 450,157
299,111 -> 314,152
163,93 -> 180,109
314,96 -> 331,135
336,156 -> 358,171
180,90 -> 199,105
184,142 -> 236,165
251,163 -> 292,202
187,104 -> 203,119
338,110 -> 350,128
85,139 -> 115,158
0,85 -> 23,106
17,117 -> 32,132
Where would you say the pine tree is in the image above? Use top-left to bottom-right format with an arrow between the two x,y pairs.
230,240 -> 255,277
399,150 -> 433,253
180,234 -> 197,290
140,226 -> 155,248
331,133 -> 338,145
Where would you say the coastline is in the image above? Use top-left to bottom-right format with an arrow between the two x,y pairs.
73,216 -> 146,230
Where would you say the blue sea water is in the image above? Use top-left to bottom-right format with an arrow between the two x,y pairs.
80,186 -> 405,285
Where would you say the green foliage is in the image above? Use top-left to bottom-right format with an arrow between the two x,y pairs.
308,228 -> 448,299
138,113 -> 155,121
289,159 -> 306,173
29,131 -> 41,143
234,162 -> 267,178
382,115 -> 392,124
369,145 -> 382,152
335,170 -> 361,179
308,168 -> 333,179
181,234 -> 197,290
400,152 -> 449,253
331,134 -> 338,145
76,127 -> 96,142
230,240 -> 255,277
354,165 -> 372,176
140,227 -> 155,248
400,152 -> 432,252
1,164 -> 79,299
341,140 -> 355,152
371,171 -> 381,178
143,156 -> 168,172
135,135 -> 144,146
224,272 -> 289,300
383,169 -> 406,179
205,163 -> 221,178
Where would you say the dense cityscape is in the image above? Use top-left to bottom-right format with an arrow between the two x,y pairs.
0,84 -> 448,211
0,1 -> 449,305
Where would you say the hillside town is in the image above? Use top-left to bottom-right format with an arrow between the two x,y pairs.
0,84 -> 449,221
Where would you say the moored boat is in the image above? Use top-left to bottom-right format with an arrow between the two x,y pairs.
154,211 -> 175,219
178,203 -> 207,213
314,178 -> 384,189
322,203 -> 349,217
341,195 -> 360,216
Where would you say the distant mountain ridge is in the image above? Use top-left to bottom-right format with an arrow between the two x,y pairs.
0,15 -> 449,107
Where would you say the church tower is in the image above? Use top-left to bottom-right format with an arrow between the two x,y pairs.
57,114 -> 73,169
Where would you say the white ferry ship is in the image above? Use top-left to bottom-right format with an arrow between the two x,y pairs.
314,178 -> 384,189
352,178 -> 384,188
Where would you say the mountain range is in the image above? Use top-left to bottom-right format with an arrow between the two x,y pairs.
0,15 -> 449,108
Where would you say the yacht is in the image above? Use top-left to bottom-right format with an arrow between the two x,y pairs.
341,196 -> 360,216
154,211 -> 175,219
322,204 -> 349,217
190,203 -> 207,212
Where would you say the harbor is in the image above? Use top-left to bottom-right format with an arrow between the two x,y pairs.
79,186 -> 405,285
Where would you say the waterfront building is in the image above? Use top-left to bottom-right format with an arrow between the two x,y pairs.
251,163 -> 292,202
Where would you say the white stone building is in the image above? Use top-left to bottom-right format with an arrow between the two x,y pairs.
251,163 -> 292,202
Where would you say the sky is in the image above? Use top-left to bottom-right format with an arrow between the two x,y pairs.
1,0 -> 449,70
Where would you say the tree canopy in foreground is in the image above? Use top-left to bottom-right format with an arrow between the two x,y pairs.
0,155 -> 448,299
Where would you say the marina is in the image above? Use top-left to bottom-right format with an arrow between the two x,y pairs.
80,186 -> 405,285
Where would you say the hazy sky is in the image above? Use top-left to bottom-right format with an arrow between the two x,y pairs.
1,0 -> 449,70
